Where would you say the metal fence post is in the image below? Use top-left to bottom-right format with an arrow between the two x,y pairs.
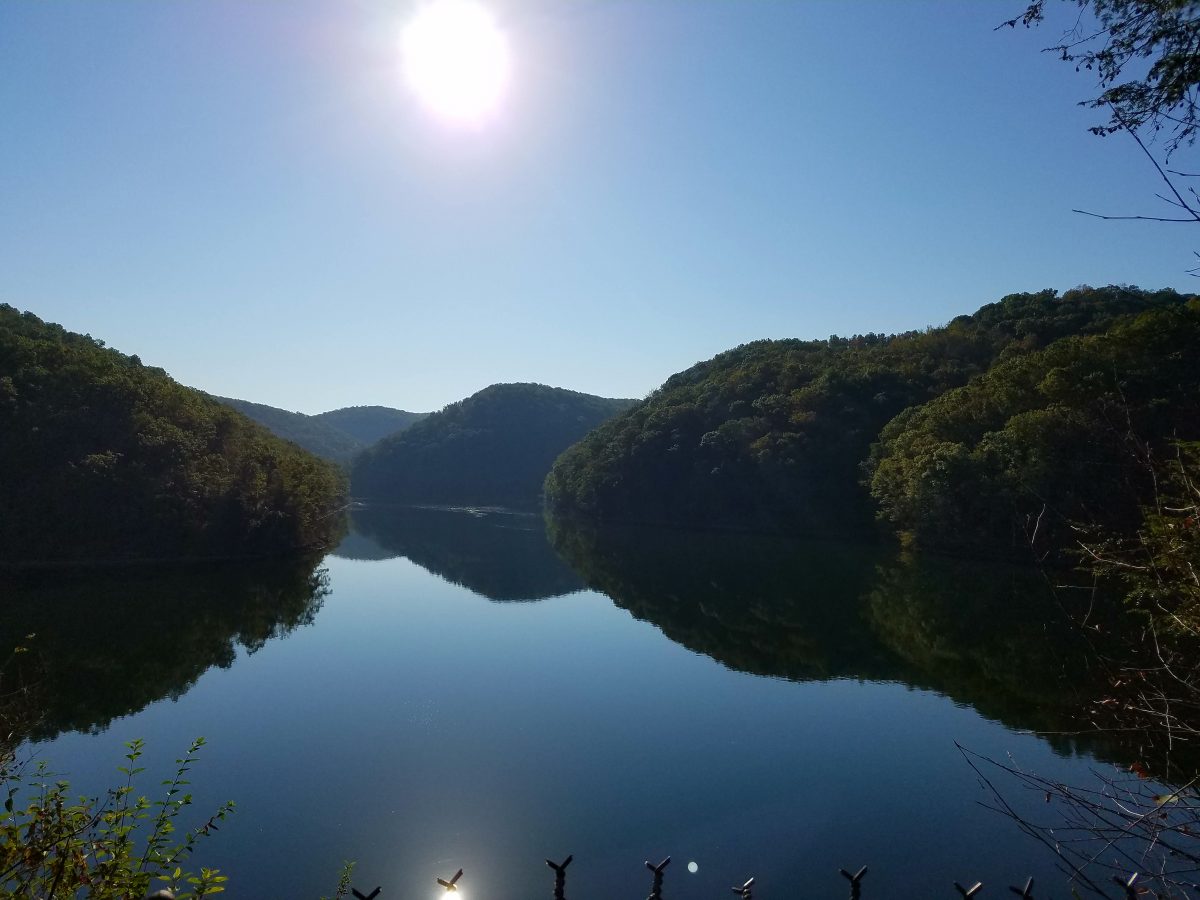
437,869 -> 464,893
1113,873 -> 1140,899
645,857 -> 670,900
840,865 -> 868,899
1008,877 -> 1034,898
547,855 -> 574,900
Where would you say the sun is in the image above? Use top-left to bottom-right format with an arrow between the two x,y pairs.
401,0 -> 512,125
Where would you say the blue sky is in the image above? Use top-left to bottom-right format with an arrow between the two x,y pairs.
2,0 -> 1197,413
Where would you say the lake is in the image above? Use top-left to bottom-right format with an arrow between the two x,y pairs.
2,506 -> 1137,898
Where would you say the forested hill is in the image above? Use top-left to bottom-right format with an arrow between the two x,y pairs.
544,285 -> 1192,535
313,406 -> 427,445
214,396 -> 363,464
0,305 -> 347,562
213,398 -> 426,464
352,383 -> 637,506
868,301 -> 1200,554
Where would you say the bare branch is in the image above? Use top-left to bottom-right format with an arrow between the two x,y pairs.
1072,209 -> 1200,222
1112,106 -> 1200,221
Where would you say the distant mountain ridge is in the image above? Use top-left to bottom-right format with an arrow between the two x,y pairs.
352,383 -> 638,506
212,398 -> 427,464
313,406 -> 427,445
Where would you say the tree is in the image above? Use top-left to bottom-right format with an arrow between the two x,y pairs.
1005,1 -> 1200,153
1007,1 -> 1200,255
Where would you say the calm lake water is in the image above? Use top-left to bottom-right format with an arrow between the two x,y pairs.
3,507 -> 1135,898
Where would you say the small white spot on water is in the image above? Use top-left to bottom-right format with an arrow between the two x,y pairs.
687,862 -> 699,874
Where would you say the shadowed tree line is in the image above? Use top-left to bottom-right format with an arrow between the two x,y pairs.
545,285 -> 1193,548
0,305 -> 347,564
354,384 -> 636,507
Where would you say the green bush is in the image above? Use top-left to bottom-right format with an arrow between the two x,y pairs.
0,739 -> 231,899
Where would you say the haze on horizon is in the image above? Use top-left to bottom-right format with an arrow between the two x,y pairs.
1,0 -> 1196,415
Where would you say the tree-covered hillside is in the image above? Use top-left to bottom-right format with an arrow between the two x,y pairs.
0,306 -> 347,562
313,405 -> 427,445
868,301 -> 1200,554
214,396 -> 364,464
544,286 -> 1189,534
352,383 -> 637,506
213,399 -> 426,464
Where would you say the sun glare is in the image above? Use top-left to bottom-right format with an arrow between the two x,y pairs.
401,0 -> 512,125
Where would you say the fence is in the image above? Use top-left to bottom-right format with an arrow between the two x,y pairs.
345,856 -> 1154,899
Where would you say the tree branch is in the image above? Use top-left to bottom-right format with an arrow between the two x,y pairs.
1072,209 -> 1200,222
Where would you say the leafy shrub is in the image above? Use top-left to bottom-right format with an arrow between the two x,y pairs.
0,739 -> 232,898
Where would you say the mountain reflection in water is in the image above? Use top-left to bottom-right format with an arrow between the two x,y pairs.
0,508 -> 1168,899
3,508 -> 1139,769
0,556 -> 329,746
546,515 -> 1134,766
337,505 -> 585,602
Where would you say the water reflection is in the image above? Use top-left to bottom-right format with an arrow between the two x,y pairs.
330,524 -> 393,561
5,512 -> 1161,897
863,553 -> 1114,751
340,505 -> 584,602
4,505 -> 1140,770
0,556 -> 329,746
546,516 -> 1132,764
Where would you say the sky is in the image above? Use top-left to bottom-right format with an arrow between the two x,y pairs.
2,0 -> 1198,414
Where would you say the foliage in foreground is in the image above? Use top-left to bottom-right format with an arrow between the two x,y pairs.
965,744 -> 1200,899
1080,441 -> 1200,636
0,739 -> 232,899
964,436 -> 1200,898
1062,441 -> 1200,761
1006,0 -> 1200,152
0,739 -> 357,899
